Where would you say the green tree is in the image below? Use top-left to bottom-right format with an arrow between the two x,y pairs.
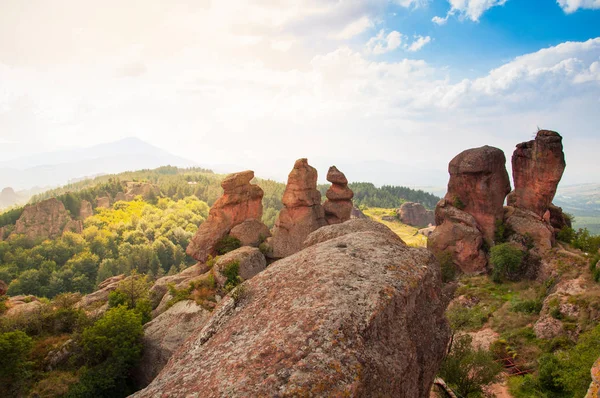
490,243 -> 525,283
0,330 -> 33,395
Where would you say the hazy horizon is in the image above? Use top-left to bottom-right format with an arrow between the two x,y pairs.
1,0 -> 599,187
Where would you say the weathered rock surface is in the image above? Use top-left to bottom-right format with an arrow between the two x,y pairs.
75,274 -> 127,311
586,356 -> 600,398
150,263 -> 210,309
428,200 -> 488,274
323,166 -> 354,225
229,219 -> 271,247
212,247 -> 266,288
45,339 -> 75,371
186,171 -> 264,262
545,203 -> 572,235
133,229 -> 450,398
398,202 -> 435,227
419,226 -> 436,238
504,206 -> 554,254
0,279 -> 7,296
134,300 -> 211,388
96,196 -> 111,209
507,130 -> 566,217
351,206 -> 367,219
13,198 -> 77,241
303,218 -> 405,248
79,200 -> 93,219
4,297 -> 44,318
267,159 -> 326,258
115,192 -> 127,202
445,146 -> 511,243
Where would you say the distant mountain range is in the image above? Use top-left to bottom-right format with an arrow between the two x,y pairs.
0,137 -> 198,192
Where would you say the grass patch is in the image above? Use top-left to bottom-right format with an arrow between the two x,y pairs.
362,207 -> 427,247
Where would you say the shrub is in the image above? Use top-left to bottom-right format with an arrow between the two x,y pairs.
222,260 -> 241,291
214,236 -> 241,255
446,305 -> 489,332
511,299 -> 543,315
0,330 -> 33,395
490,243 -> 525,283
438,251 -> 457,283
557,226 -> 575,243
453,196 -> 465,210
438,334 -> 502,397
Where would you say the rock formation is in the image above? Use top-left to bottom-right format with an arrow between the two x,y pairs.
186,171 -> 264,263
504,206 -> 554,254
323,166 -> 353,225
133,222 -> 450,398
229,219 -> 271,247
13,198 -> 80,241
398,202 -> 435,227
586,356 -> 600,398
351,206 -> 367,219
149,263 -> 210,310
211,247 -> 266,288
428,200 -> 488,274
545,203 -> 572,235
303,218 -> 405,248
124,182 -> 161,201
75,274 -> 127,312
507,130 -> 566,218
79,200 -> 93,219
134,300 -> 211,388
419,226 -> 436,238
96,196 -> 111,209
445,146 -> 511,243
428,146 -> 510,274
267,159 -> 326,258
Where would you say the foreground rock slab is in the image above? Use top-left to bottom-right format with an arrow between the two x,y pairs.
133,226 -> 450,398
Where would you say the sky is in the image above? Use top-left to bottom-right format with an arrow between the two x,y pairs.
0,0 -> 599,186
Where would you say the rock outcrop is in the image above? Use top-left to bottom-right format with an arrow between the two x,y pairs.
186,171 -> 264,263
133,222 -> 450,398
79,200 -> 93,219
75,274 -> 126,312
96,196 -> 111,209
302,218 -> 405,248
504,206 -> 554,254
419,226 -> 436,238
445,146 -> 511,243
507,130 -> 566,217
124,182 -> 161,201
149,263 -> 210,310
586,356 -> 600,398
428,201 -> 488,273
546,203 -> 572,235
212,247 -> 266,288
229,219 -> 270,247
267,159 -> 326,258
134,300 -> 211,388
351,206 -> 367,219
398,202 -> 435,227
323,166 -> 353,225
13,198 -> 78,241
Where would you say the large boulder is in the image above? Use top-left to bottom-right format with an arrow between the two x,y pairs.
133,229 -> 450,398
134,300 -> 211,388
507,130 -> 566,218
267,159 -> 326,258
323,166 -> 354,225
229,219 -> 271,247
398,202 -> 435,227
445,146 -> 511,243
586,356 -> 600,398
212,247 -> 266,288
186,171 -> 264,263
13,198 -> 77,241
504,206 -> 554,254
545,203 -> 572,235
428,200 -> 488,274
303,218 -> 404,248
149,263 -> 210,308
75,274 -> 127,311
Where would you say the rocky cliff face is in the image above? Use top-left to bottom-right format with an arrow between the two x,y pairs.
508,130 -> 566,217
133,221 -> 450,398
267,159 -> 326,258
323,166 -> 354,225
186,171 -> 265,262
398,202 -> 435,227
13,198 -> 81,241
586,356 -> 600,397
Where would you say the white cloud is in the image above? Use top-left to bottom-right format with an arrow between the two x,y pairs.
366,30 -> 403,54
394,0 -> 428,7
433,0 -> 508,24
367,31 -> 431,54
557,0 -> 600,13
407,35 -> 432,52
332,16 -> 374,40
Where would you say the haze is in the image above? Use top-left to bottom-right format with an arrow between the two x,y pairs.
1,0 -> 599,186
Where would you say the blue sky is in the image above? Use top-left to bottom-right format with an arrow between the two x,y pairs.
0,0 -> 599,186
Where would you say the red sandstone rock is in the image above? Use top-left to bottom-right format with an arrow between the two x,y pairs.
445,146 -> 511,243
211,247 -> 266,288
186,171 -> 264,262
79,200 -> 93,219
545,203 -> 572,235
96,196 -> 111,209
398,202 -> 435,227
428,200 -> 488,274
324,166 -> 354,225
13,198 -> 77,241
267,159 -> 326,258
504,206 -> 554,254
229,219 -> 271,247
133,228 -> 450,398
507,130 -> 566,217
